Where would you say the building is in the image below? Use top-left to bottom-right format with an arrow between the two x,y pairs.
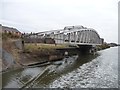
1,24 -> 21,37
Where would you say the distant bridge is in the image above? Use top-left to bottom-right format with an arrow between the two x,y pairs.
24,25 -> 104,46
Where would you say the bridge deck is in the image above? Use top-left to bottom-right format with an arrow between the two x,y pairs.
23,25 -> 104,46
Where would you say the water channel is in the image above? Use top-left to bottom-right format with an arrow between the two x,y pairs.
2,47 -> 118,88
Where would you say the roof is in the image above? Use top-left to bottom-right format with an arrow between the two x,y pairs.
2,25 -> 21,33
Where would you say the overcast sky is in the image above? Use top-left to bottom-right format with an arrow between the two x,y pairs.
0,0 -> 119,43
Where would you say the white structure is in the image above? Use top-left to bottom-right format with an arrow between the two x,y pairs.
24,25 -> 104,45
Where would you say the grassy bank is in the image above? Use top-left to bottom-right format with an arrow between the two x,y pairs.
24,43 -> 69,54
2,33 -> 20,40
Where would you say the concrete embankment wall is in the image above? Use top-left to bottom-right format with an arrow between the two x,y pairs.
2,48 -> 15,70
1,39 -> 23,72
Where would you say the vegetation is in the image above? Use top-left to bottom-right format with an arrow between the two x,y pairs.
96,43 -> 110,50
2,33 -> 20,40
24,43 -> 69,53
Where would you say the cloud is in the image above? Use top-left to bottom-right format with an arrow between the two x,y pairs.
1,0 -> 119,43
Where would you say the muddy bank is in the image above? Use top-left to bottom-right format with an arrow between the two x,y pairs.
20,46 -> 79,66
20,43 -> 78,66
19,49 -> 64,66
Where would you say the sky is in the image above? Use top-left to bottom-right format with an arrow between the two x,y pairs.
0,0 -> 119,43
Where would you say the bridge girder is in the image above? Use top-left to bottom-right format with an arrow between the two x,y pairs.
23,26 -> 103,45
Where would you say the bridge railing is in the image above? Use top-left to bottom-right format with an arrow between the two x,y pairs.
23,26 -> 103,45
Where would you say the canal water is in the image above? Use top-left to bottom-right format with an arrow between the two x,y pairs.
2,47 -> 118,88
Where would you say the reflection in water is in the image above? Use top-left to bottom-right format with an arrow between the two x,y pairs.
2,47 -> 118,88
2,67 -> 46,88
31,53 -> 99,88
49,47 -> 118,88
